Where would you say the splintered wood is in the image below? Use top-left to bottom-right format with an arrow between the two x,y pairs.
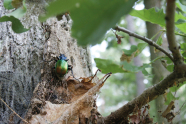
26,71 -> 111,124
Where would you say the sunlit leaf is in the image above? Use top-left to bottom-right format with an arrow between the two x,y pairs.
7,0 -> 27,19
3,0 -> 14,10
176,0 -> 186,12
39,0 -> 137,46
0,16 -> 29,33
121,43 -> 147,62
166,65 -> 174,72
130,7 -> 186,34
122,61 -> 140,72
175,13 -> 186,33
181,43 -> 186,50
179,0 -> 186,6
0,0 -> 28,33
123,45 -> 137,56
95,58 -> 151,74
170,81 -> 186,92
161,57 -> 173,64
121,61 -> 151,73
130,8 -> 165,27
156,36 -> 163,46
134,43 -> 148,57
175,19 -> 186,25
165,92 -> 178,105
94,58 -> 127,74
142,69 -> 148,76
182,52 -> 186,58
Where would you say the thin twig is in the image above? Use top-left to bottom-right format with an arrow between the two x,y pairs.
114,26 -> 174,61
0,97 -> 29,124
161,29 -> 186,37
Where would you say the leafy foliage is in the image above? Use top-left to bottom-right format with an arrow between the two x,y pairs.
130,2 -> 186,35
3,0 -> 14,10
0,16 -> 29,33
39,0 -> 137,46
177,0 -> 186,12
164,92 -> 178,105
123,45 -> 138,56
0,0 -> 29,33
170,81 -> 186,92
94,58 -> 127,74
135,43 -> 148,56
130,8 -> 165,27
95,58 -> 151,74
2,0 -> 186,122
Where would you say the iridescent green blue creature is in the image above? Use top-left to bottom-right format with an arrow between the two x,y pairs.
55,54 -> 75,78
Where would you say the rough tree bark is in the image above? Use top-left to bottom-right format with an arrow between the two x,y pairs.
144,0 -> 180,123
126,15 -> 145,96
0,1 -> 92,123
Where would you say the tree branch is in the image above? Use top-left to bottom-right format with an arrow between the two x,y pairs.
165,0 -> 186,74
103,72 -> 185,123
166,0 -> 183,63
114,26 -> 174,61
104,1 -> 186,123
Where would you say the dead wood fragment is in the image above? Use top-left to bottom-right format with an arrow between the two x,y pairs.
162,101 -> 176,122
24,70 -> 111,124
162,101 -> 175,117
165,112 -> 175,122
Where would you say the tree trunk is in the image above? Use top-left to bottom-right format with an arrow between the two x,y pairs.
144,0 -> 180,123
126,15 -> 145,96
0,1 -> 92,123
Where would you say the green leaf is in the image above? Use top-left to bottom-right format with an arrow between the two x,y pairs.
166,65 -> 174,72
94,58 -> 127,74
165,92 -> 177,105
176,0 -> 186,12
175,19 -> 186,25
179,0 -> 186,6
181,43 -> 186,50
123,45 -> 137,56
161,57 -> 173,64
134,43 -> 148,57
130,7 -> 186,33
7,0 -> 27,19
182,52 -> 186,58
121,61 -> 151,73
170,81 -> 186,92
0,16 -> 29,33
0,0 -> 28,33
3,0 -> 14,10
156,36 -> 163,46
130,8 -> 165,27
142,68 -> 148,76
122,61 -> 140,72
175,13 -> 186,33
95,58 -> 151,74
39,0 -> 137,46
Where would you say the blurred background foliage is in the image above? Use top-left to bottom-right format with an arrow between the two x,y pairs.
2,0 -> 186,123
90,1 -> 186,123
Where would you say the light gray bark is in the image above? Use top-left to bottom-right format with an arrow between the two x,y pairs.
0,1 -> 92,123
